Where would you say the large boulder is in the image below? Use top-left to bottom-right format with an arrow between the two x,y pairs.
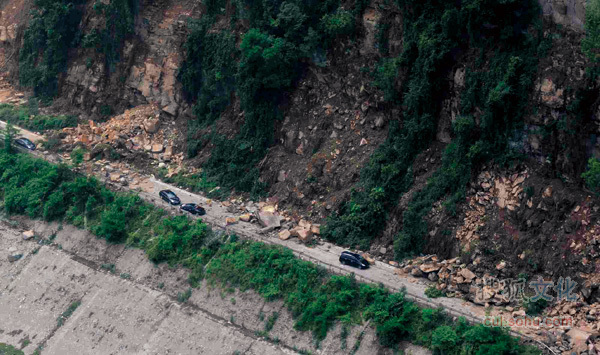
566,328 -> 598,354
278,229 -> 292,240
258,211 -> 281,229
22,230 -> 35,240
459,268 -> 477,282
144,118 -> 160,133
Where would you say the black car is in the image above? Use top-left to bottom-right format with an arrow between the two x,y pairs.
159,190 -> 181,205
14,137 -> 36,150
339,251 -> 370,269
180,203 -> 206,216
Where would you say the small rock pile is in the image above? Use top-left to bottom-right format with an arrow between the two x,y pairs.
61,104 -> 182,164
278,219 -> 321,243
398,255 -> 512,305
454,169 -> 528,248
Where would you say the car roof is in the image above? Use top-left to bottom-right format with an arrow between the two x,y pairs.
161,190 -> 175,194
341,251 -> 361,258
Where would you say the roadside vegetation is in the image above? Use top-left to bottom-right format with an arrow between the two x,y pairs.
0,149 -> 539,353
0,150 -> 223,285
206,240 -> 540,353
0,104 -> 77,132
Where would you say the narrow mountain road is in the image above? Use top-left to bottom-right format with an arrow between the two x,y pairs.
0,120 -> 547,345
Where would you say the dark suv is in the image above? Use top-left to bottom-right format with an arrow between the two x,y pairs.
180,203 -> 206,216
159,190 -> 181,205
339,251 -> 370,269
14,137 -> 36,150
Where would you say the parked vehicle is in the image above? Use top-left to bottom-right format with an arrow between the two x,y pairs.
339,251 -> 370,269
180,203 -> 206,216
159,190 -> 181,205
14,137 -> 36,150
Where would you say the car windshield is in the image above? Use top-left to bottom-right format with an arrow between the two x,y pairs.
165,191 -> 176,198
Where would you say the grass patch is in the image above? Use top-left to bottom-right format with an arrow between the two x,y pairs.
0,343 -> 24,355
57,301 -> 81,327
101,263 -> 116,273
177,287 -> 192,303
424,285 -> 445,299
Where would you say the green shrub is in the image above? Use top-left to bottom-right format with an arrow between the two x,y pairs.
179,0 -> 360,195
264,312 -> 279,331
320,9 -> 354,38
178,17 -> 237,130
89,0 -> 137,69
523,298 -> 548,316
70,147 -> 85,166
177,287 -> 192,302
431,326 -> 458,353
2,122 -> 17,154
146,215 -> 212,263
57,301 -> 81,327
582,158 -> 600,195
583,0 -> 600,75
0,343 -> 24,355
373,57 -> 401,102
424,285 -> 444,298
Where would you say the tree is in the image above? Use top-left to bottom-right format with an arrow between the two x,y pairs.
2,122 -> 18,153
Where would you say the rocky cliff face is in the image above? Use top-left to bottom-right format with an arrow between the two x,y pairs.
58,0 -> 192,119
539,0 -> 586,30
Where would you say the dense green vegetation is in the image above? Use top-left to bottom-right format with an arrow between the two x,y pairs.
179,0 -> 366,196
206,241 -> 539,353
323,0 -> 546,257
0,104 -> 77,132
0,150 -> 221,285
19,0 -> 84,98
0,150 -> 539,352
